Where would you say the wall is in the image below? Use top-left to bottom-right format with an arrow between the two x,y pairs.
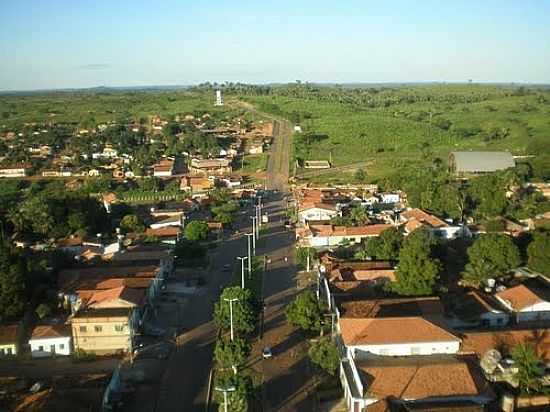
71,319 -> 131,354
29,337 -> 72,357
0,344 -> 17,356
349,340 -> 461,358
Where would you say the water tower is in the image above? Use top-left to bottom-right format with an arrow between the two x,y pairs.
215,90 -> 223,106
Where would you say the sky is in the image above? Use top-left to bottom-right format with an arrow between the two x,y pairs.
1,0 -> 549,90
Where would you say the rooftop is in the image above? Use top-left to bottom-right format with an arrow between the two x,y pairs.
0,324 -> 18,345
71,307 -> 132,320
30,324 -> 71,340
495,281 -> 550,311
356,355 -> 489,400
340,316 -> 459,346
336,297 -> 443,319
401,208 -> 447,229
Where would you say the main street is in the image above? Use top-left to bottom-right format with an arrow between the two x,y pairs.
127,104 -> 314,412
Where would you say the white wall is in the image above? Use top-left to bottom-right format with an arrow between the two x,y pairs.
29,337 -> 72,357
298,208 -> 339,223
348,340 -> 461,358
517,302 -> 550,322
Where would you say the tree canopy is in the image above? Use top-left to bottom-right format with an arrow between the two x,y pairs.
214,287 -> 258,335
511,343 -> 544,394
0,243 -> 27,322
462,233 -> 521,286
527,231 -> 550,275
214,337 -> 250,371
286,290 -> 322,331
392,229 -> 441,296
184,220 -> 209,241
356,227 -> 403,261
308,338 -> 340,376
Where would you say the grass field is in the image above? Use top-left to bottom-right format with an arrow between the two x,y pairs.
244,84 -> 550,182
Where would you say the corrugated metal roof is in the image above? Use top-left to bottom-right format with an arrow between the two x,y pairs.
450,151 -> 515,173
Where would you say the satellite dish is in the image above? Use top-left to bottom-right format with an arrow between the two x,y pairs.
481,349 -> 502,375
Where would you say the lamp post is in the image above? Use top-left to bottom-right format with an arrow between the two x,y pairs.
245,233 -> 253,273
215,386 -> 236,412
250,216 -> 257,242
223,297 -> 239,341
236,256 -> 247,289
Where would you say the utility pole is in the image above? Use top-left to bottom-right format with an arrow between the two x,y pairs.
215,386 -> 236,412
236,257 -> 247,289
250,216 -> 257,242
245,233 -> 253,274
224,297 -> 239,341
306,249 -> 310,272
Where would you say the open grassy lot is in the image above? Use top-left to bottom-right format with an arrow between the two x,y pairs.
243,84 -> 550,182
0,90 -> 238,128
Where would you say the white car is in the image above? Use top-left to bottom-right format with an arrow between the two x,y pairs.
262,346 -> 273,359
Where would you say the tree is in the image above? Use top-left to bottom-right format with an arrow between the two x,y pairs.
286,290 -> 322,331
35,303 -> 52,319
214,337 -> 250,371
0,245 -> 27,322
295,247 -> 317,270
527,231 -> 550,275
184,220 -> 209,241
309,338 -> 340,376
214,373 -> 253,412
120,214 -> 145,233
354,168 -> 367,182
392,229 -> 441,296
511,343 -> 544,394
376,227 -> 403,260
214,287 -> 258,335
462,233 -> 521,286
349,204 -> 370,225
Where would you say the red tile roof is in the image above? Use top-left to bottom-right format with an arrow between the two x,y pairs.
495,284 -> 546,311
340,317 -> 459,346
30,325 -> 71,340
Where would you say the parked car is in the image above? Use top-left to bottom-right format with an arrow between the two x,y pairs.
262,346 -> 273,359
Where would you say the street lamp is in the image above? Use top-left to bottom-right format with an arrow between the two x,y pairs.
236,256 -> 247,289
215,386 -> 236,412
245,233 -> 253,272
223,297 -> 239,341
250,216 -> 257,243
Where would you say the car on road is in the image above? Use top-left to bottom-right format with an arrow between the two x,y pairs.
262,346 -> 273,359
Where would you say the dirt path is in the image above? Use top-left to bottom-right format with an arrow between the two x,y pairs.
231,100 -> 292,190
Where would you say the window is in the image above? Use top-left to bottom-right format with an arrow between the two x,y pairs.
79,326 -> 87,333
50,345 -> 56,353
94,325 -> 103,333
59,344 -> 65,350
114,325 -> 124,332
6,348 -> 12,355
38,346 -> 44,351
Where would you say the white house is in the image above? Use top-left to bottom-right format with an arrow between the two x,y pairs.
299,224 -> 393,248
378,192 -> 400,204
338,316 -> 461,359
0,165 -> 28,178
495,282 -> 550,323
29,325 -> 72,358
298,203 -> 341,223
150,215 -> 184,230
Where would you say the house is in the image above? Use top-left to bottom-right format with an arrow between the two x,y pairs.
70,308 -> 138,355
494,280 -> 550,323
180,176 -> 213,193
86,286 -> 145,309
449,291 -> 510,328
340,355 -> 493,412
153,158 -> 175,177
29,325 -> 72,358
378,192 -> 400,204
0,164 -> 28,178
339,316 -> 461,358
298,203 -> 341,223
449,151 -> 515,175
461,327 -> 550,361
299,224 -> 393,248
149,214 -> 184,230
320,260 -> 396,309
144,226 -> 180,244
190,158 -> 232,177
0,325 -> 19,356
400,208 -> 469,240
